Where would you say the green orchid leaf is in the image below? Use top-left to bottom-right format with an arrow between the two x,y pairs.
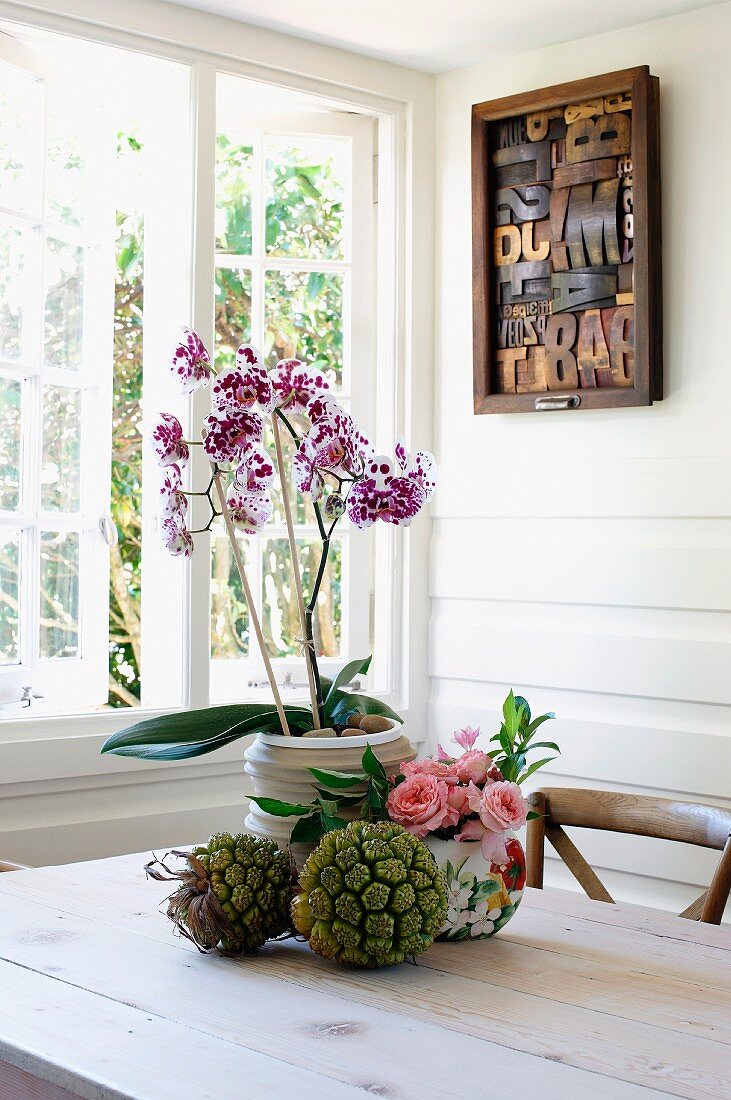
249,796 -> 315,817
101,702 -> 312,758
327,691 -> 403,726
324,656 -> 372,706
290,813 -> 324,844
308,766 -> 366,789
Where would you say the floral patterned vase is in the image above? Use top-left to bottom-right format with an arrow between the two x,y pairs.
424,834 -> 526,941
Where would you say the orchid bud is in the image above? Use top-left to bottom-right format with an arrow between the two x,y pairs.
324,493 -> 345,521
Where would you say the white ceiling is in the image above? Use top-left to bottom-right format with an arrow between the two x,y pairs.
163,0 -> 722,72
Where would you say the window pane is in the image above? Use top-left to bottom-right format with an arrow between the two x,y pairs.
41,386 -> 81,512
0,377 -> 22,511
0,530 -> 20,664
262,536 -> 342,658
265,136 -> 347,260
0,63 -> 43,215
215,265 -> 252,371
44,238 -> 84,370
211,533 -> 250,659
215,137 -> 253,254
265,269 -> 343,388
46,117 -> 87,229
0,220 -> 34,362
40,530 -> 79,659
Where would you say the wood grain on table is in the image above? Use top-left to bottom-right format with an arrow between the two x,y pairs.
0,852 -> 729,1099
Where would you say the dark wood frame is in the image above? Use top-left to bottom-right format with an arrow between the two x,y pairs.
472,66 -> 662,414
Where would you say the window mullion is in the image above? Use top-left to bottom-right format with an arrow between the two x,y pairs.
187,60 -> 218,710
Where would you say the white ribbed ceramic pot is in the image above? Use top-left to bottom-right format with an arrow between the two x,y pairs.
243,721 -> 414,867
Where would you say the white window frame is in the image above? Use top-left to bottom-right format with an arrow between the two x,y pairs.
204,103 -> 375,704
0,34 -> 113,716
0,0 -> 433,763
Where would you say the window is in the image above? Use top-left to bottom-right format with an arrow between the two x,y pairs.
208,75 -> 375,703
0,23 -> 387,721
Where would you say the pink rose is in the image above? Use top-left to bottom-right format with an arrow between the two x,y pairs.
386,774 -> 457,837
467,780 -> 529,832
400,758 -> 459,784
456,781 -> 529,865
446,785 -> 471,817
454,750 -> 492,785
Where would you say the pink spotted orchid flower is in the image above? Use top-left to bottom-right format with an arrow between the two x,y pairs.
152,413 -> 189,468
160,517 -> 194,558
346,448 -> 432,529
203,408 -> 264,464
212,344 -> 275,415
170,328 -> 212,395
225,484 -> 273,534
269,358 -> 330,415
159,464 -> 187,522
293,401 -> 367,501
234,442 -> 275,494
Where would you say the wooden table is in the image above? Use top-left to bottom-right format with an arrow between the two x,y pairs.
0,853 -> 729,1099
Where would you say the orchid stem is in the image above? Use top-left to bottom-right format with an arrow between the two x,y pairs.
209,461 -> 291,736
272,412 -> 321,729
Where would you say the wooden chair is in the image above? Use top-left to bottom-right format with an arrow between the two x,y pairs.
0,860 -> 27,872
526,787 -> 731,925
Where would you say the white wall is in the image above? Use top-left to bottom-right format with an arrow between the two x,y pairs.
431,2 -> 731,914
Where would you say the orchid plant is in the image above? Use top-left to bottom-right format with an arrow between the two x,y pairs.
102,328 -> 435,758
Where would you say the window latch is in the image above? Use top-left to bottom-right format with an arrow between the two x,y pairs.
99,514 -> 119,546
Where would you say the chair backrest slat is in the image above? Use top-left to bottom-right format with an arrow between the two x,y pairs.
527,787 -> 731,925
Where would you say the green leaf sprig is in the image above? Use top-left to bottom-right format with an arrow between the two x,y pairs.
489,690 -> 559,784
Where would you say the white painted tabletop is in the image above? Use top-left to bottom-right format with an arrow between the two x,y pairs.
0,852 -> 730,1099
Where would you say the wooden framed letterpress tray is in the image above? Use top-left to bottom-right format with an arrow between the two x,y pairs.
472,66 -> 662,413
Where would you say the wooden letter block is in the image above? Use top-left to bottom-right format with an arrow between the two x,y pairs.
603,305 -> 634,385
521,221 -> 550,262
551,139 -> 567,169
526,108 -> 566,142
495,346 -> 526,392
495,184 -> 551,225
493,140 -> 551,187
565,113 -> 631,164
604,91 -> 632,113
516,346 -> 548,392
496,116 -> 528,148
497,260 -> 551,303
544,313 -> 579,390
565,99 -> 604,124
494,224 -> 521,266
577,308 -> 610,388
551,268 -> 617,313
552,157 -> 617,189
618,262 -> 633,293
566,178 -> 621,267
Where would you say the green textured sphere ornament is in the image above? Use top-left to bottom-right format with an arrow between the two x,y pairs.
291,820 -> 448,968
147,833 -> 292,955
